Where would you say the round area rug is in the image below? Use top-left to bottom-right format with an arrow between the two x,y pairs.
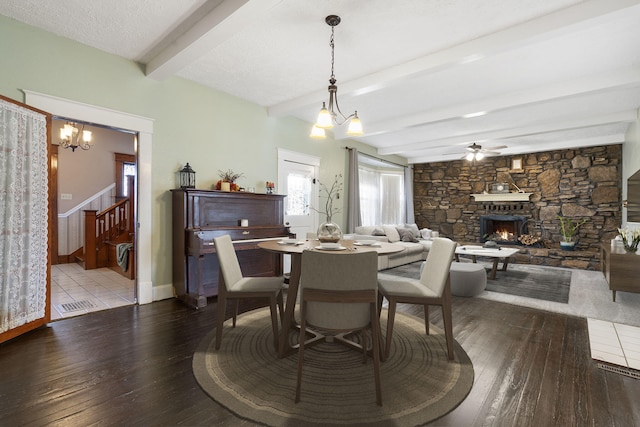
193,309 -> 474,426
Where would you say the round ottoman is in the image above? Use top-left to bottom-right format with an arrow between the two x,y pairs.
449,263 -> 487,297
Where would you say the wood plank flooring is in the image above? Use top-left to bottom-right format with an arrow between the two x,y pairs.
0,295 -> 638,426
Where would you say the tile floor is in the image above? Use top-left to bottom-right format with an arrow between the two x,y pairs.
588,318 -> 640,373
50,263 -> 136,321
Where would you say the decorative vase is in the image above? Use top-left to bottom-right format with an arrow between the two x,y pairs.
317,221 -> 343,243
220,181 -> 231,192
560,241 -> 575,251
623,243 -> 638,253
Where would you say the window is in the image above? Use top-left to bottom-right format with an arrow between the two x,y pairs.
122,162 -> 136,197
285,172 -> 312,216
115,153 -> 136,198
358,155 -> 405,225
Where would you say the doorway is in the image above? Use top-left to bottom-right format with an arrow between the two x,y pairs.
25,90 -> 154,305
50,119 -> 137,319
278,149 -> 320,274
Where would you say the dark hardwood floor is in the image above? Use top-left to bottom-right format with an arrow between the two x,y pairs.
1,295 -> 638,426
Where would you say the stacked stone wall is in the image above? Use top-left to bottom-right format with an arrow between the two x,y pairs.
413,145 -> 622,270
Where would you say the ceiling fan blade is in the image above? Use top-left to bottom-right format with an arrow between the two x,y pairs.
482,145 -> 507,151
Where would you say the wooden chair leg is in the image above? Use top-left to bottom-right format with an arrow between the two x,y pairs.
215,294 -> 226,350
441,289 -> 454,360
371,304 -> 382,406
384,298 -> 397,359
232,300 -> 239,327
295,301 -> 307,403
423,304 -> 430,335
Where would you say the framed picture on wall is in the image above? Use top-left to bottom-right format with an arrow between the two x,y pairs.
510,157 -> 523,172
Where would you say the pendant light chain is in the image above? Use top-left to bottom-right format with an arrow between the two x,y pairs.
330,26 -> 335,82
310,14 -> 364,139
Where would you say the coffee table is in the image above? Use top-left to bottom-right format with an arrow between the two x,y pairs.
454,245 -> 520,279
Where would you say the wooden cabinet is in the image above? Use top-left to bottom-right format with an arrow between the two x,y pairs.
601,242 -> 640,301
172,189 -> 291,308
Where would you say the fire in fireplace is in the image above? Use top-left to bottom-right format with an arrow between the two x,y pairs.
480,215 -> 527,244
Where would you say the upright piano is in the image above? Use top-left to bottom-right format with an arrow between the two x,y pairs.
172,189 -> 292,308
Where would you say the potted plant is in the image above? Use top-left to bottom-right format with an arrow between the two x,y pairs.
216,169 -> 243,191
557,215 -> 587,251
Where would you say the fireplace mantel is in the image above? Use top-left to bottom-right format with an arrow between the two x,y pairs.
472,193 -> 532,202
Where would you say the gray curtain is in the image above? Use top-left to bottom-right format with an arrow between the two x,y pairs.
347,147 -> 361,233
405,165 -> 415,224
0,98 -> 49,333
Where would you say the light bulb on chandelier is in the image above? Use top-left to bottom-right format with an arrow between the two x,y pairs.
310,15 -> 363,140
59,122 -> 93,152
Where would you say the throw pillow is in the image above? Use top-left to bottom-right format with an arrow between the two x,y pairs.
404,223 -> 421,238
420,228 -> 432,239
382,225 -> 401,242
397,227 -> 419,242
372,227 -> 386,236
355,226 -> 377,235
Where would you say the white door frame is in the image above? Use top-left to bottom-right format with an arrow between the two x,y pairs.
24,90 -> 154,304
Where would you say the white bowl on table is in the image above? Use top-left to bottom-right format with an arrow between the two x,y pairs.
279,238 -> 301,245
355,240 -> 377,246
318,242 -> 342,250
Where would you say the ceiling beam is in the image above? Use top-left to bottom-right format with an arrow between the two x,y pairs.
354,67 -> 640,142
267,0 -> 640,118
378,108 -> 639,156
145,0 -> 282,80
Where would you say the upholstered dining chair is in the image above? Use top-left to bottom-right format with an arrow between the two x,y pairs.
295,250 -> 382,406
213,234 -> 284,351
377,237 -> 457,360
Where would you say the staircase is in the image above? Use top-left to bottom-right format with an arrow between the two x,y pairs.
75,178 -> 135,279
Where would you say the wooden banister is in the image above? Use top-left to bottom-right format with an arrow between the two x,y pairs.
83,176 -> 135,270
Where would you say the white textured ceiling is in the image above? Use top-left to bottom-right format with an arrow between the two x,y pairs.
2,0 -> 639,162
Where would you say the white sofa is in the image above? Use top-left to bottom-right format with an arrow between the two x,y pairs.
345,224 -> 433,270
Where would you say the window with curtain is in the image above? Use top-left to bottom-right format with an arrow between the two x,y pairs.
358,157 -> 405,225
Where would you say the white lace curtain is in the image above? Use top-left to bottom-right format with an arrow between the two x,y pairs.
0,99 -> 49,333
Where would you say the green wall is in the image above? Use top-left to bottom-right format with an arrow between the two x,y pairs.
0,15 -> 405,290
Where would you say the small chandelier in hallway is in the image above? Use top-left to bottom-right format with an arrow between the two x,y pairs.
59,122 -> 93,152
310,15 -> 363,140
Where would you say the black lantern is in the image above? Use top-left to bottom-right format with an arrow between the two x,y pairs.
179,163 -> 196,188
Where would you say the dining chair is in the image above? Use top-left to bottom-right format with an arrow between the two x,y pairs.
295,250 -> 382,406
213,234 -> 284,351
377,237 -> 457,360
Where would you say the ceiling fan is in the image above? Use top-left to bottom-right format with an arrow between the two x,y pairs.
463,142 -> 507,161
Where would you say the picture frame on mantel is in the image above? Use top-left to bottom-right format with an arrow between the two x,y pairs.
510,157 -> 523,172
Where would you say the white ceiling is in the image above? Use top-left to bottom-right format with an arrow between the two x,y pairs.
2,0 -> 639,163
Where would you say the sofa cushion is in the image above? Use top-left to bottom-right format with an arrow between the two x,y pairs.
397,227 -> 419,242
404,223 -> 421,238
354,225 -> 375,235
382,225 -> 401,242
354,225 -> 386,236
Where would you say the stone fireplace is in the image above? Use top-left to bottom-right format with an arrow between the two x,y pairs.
412,144 -> 623,270
480,215 -> 527,244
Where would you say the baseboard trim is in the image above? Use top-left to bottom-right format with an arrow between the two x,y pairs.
153,283 -> 175,302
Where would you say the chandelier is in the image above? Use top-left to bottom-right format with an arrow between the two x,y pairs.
310,15 -> 363,139
59,122 -> 93,152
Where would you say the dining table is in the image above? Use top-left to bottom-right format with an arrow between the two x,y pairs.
257,238 -> 405,358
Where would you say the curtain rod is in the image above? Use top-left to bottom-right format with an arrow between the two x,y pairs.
345,146 -> 407,168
